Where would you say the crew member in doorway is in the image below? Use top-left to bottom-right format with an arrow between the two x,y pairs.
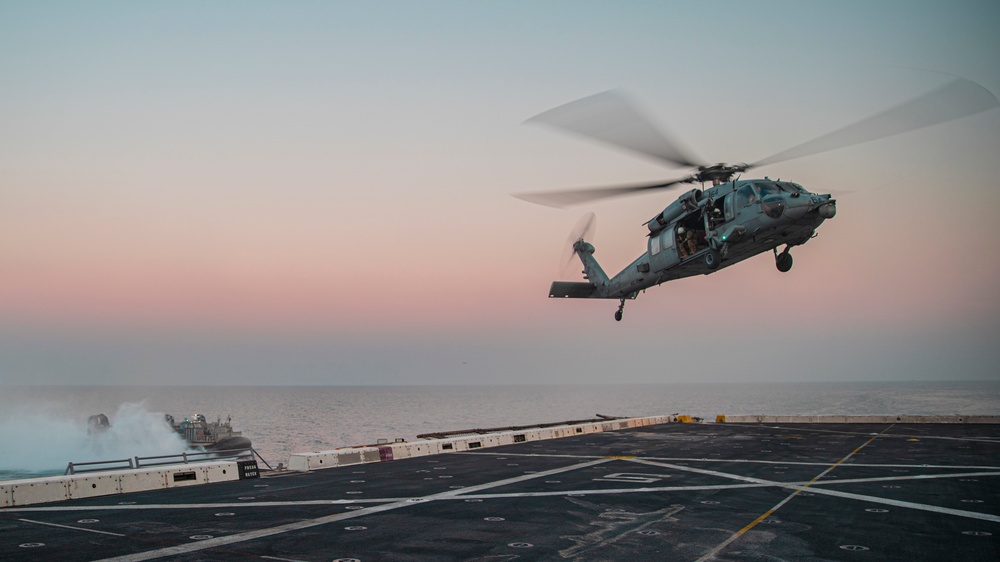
677,227 -> 698,258
709,207 -> 724,229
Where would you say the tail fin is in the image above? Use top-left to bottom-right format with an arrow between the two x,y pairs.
573,240 -> 610,285
549,241 -> 609,299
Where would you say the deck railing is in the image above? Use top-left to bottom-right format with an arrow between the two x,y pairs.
65,447 -> 272,475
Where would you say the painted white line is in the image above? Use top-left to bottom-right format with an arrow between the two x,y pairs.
475,450 -> 1000,470
641,458 -> 1000,470
5,499 -> 400,512
18,518 -> 126,537
693,427 -> 888,562
427,457 -> 614,500
627,458 -> 780,486
425,469 -> 1000,501
91,499 -> 419,562
803,471 -> 1000,487
91,457 -> 614,562
449,483 -> 770,499
779,483 -> 1000,523
724,423 -> 1000,444
260,556 -> 308,562
11,469 -> 996,516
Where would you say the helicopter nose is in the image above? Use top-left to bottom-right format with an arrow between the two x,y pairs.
762,198 -> 784,219
818,201 -> 837,219
782,202 -> 810,220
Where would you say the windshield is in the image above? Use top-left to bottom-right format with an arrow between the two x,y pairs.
755,181 -> 803,196
736,184 -> 756,207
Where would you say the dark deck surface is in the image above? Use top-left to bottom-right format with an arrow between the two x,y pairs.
2,422 -> 999,561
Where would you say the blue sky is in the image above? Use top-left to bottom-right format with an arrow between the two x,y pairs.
1,1 -> 999,385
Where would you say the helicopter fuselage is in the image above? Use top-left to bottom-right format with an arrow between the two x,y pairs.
550,178 -> 836,306
528,79 -> 996,321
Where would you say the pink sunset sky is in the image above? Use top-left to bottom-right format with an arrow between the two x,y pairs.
1,1 -> 998,385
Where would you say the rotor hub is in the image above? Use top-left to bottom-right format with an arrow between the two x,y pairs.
692,164 -> 749,185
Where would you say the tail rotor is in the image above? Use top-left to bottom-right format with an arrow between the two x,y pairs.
561,212 -> 596,278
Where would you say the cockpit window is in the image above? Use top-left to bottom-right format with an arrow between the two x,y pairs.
737,184 -> 757,207
757,180 -> 804,195
756,181 -> 780,197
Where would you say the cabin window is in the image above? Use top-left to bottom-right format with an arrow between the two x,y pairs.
661,230 -> 673,249
650,235 -> 660,255
724,192 -> 735,221
737,184 -> 757,207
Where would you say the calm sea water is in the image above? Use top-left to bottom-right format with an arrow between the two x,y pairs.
2,381 -> 998,480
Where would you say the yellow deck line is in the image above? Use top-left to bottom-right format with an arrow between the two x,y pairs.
695,425 -> 894,561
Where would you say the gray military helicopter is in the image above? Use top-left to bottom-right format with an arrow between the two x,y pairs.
515,79 -> 998,321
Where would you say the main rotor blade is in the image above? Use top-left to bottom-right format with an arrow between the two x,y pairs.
513,178 -> 688,208
527,90 -> 704,169
751,78 -> 999,168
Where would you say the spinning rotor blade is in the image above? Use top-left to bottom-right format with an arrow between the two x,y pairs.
561,212 -> 596,277
516,79 -> 997,209
527,90 -> 704,169
751,78 -> 1000,168
514,177 -> 689,208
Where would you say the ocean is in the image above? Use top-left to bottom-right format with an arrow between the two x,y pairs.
1,381 -> 998,481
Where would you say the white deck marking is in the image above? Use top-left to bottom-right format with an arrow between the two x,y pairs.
91,457 -> 614,562
453,483 -> 771,499
6,499 -> 401,512
778,483 -> 1000,523
17,518 -> 126,537
10,423 -> 997,561
469,450 -> 1000,470
723,423 -> 1000,444
693,425 -> 891,562
445,469 -> 1000,501
639,457 -> 1000,470
803,471 -> 1000,487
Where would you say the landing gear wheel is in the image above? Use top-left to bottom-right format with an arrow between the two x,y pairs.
704,248 -> 720,270
614,310 -> 623,322
776,251 -> 793,273
614,299 -> 626,322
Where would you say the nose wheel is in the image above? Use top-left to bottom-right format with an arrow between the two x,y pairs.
774,247 -> 793,272
615,298 -> 626,322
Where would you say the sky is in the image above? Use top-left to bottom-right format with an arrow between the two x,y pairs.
1,1 -> 999,385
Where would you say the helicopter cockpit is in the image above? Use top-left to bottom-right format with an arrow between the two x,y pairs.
736,183 -> 757,207
755,180 -> 804,196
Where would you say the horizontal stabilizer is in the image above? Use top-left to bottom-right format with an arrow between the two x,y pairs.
549,281 -> 596,299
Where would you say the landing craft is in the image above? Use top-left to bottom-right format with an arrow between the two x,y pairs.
515,80 -> 998,321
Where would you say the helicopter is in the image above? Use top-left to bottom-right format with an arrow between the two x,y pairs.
515,79 -> 998,321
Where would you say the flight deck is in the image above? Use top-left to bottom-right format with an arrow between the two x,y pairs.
2,417 -> 998,561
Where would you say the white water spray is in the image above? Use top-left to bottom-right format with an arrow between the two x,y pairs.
0,401 -> 190,476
